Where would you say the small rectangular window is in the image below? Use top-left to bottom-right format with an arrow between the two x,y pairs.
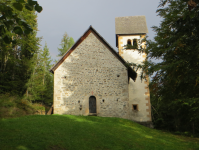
132,104 -> 138,111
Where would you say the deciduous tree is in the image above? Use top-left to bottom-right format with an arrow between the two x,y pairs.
139,0 -> 199,135
0,0 -> 42,43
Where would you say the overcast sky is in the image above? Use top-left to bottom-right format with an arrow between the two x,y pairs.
36,0 -> 162,61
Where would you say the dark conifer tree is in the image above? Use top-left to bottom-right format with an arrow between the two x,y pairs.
25,43 -> 53,105
57,32 -> 74,57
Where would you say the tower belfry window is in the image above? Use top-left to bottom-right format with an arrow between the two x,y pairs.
127,39 -> 132,45
133,39 -> 137,46
132,39 -> 138,49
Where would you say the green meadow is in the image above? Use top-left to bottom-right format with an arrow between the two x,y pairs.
0,115 -> 198,150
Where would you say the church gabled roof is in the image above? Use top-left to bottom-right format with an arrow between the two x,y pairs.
50,26 -> 137,81
115,16 -> 148,34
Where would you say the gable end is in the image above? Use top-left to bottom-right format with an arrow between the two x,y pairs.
50,26 -> 137,81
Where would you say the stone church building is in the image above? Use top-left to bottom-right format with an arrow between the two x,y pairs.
50,16 -> 152,124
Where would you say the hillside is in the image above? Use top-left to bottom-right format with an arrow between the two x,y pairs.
0,94 -> 46,118
0,115 -> 198,150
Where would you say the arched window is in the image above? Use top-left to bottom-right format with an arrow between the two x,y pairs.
127,39 -> 131,45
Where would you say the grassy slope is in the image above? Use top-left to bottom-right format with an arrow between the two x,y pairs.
0,94 -> 46,118
0,115 -> 198,150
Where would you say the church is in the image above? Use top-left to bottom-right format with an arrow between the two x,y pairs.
50,16 -> 152,125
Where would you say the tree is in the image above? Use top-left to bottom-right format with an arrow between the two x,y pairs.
0,0 -> 41,94
0,0 -> 42,43
139,0 -> 199,135
57,32 -> 74,57
25,43 -> 53,105
39,42 -> 53,104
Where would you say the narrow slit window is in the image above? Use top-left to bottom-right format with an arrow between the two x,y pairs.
132,104 -> 138,111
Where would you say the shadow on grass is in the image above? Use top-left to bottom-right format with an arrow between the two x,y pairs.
0,115 -> 198,150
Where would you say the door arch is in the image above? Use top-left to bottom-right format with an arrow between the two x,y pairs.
89,96 -> 96,113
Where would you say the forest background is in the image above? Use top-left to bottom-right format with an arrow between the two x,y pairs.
0,0 -> 74,116
0,0 -> 199,137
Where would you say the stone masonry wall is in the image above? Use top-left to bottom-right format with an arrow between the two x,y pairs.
53,32 -> 130,119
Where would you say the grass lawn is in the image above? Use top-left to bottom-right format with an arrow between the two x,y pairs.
0,115 -> 198,150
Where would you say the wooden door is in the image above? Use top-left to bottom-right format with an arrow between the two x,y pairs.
89,96 -> 96,113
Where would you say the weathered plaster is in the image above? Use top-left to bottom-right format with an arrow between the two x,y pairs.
119,34 -> 151,122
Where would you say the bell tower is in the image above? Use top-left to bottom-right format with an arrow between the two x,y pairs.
115,16 -> 152,124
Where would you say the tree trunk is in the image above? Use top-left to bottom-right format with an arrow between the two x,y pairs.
12,44 -> 17,80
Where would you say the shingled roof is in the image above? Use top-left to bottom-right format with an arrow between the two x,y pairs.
50,26 -> 137,81
115,16 -> 148,34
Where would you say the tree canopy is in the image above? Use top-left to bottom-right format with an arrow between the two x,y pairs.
139,0 -> 199,135
0,0 -> 41,94
0,0 -> 53,110
0,0 -> 42,43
